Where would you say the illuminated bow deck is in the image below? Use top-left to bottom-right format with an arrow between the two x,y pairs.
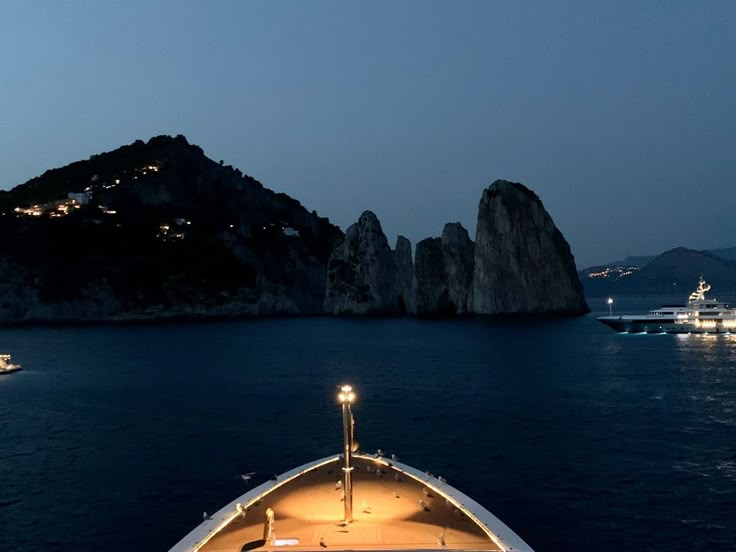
169,386 -> 534,552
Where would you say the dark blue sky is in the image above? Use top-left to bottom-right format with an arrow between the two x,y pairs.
1,1 -> 735,267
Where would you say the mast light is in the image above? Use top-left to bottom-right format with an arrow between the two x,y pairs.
338,385 -> 356,404
338,384 -> 356,524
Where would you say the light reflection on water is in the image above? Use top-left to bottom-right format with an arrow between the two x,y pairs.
1,311 -> 735,551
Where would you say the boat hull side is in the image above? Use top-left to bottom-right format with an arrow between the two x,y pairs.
597,317 -> 631,332
0,366 -> 22,375
597,317 -> 734,334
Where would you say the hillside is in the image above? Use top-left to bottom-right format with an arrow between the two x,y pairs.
0,135 -> 343,321
708,246 -> 736,262
581,247 -> 736,297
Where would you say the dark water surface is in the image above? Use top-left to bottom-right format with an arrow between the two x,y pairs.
1,300 -> 735,551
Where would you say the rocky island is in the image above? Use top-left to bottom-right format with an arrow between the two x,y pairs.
472,181 -> 589,315
326,181 -> 588,317
0,136 -> 342,321
0,136 -> 588,322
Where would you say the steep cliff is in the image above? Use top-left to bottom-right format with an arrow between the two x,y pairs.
441,223 -> 474,314
413,238 -> 449,315
394,236 -> 414,314
412,223 -> 475,316
323,211 -> 400,315
472,180 -> 588,315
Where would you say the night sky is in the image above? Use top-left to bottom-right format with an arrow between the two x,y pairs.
2,1 -> 735,267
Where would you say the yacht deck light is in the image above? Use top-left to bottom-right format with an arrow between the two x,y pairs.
338,385 -> 356,404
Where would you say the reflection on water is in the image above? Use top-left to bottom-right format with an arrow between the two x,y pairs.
1,314 -> 735,551
672,333 -> 736,427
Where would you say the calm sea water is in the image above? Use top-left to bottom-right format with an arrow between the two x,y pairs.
1,298 -> 735,551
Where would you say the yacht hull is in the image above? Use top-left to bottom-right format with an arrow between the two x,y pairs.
0,366 -> 22,375
598,317 -> 733,334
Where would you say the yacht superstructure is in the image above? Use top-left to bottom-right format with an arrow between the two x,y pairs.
0,354 -> 21,375
169,385 -> 534,552
597,277 -> 736,334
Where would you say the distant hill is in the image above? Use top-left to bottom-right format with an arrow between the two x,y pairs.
708,246 -> 736,262
600,255 -> 656,269
581,247 -> 736,297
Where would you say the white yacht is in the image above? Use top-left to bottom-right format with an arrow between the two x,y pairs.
598,277 -> 736,334
170,385 -> 534,552
0,354 -> 21,375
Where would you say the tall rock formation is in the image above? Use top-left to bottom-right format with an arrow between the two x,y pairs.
441,223 -> 474,314
472,180 -> 588,315
413,238 -> 450,315
394,236 -> 414,314
324,211 -> 400,315
412,223 -> 474,316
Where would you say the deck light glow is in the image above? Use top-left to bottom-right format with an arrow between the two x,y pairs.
169,383 -> 536,552
338,385 -> 355,403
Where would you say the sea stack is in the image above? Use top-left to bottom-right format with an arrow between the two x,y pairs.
413,223 -> 474,316
324,211 -> 400,315
441,223 -> 474,314
413,237 -> 449,315
472,180 -> 589,315
394,236 -> 414,314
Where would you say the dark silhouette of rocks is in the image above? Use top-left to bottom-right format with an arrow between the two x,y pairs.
394,236 -> 414,314
0,135 -> 342,322
441,223 -> 475,315
472,180 -> 588,315
0,136 -> 588,322
411,223 -> 474,316
413,238 -> 449,315
323,211 -> 401,315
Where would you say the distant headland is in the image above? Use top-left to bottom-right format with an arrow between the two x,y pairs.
0,135 -> 588,323
579,247 -> 736,297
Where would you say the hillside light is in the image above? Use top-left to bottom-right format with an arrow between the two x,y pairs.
338,384 -> 356,523
608,297 -> 613,316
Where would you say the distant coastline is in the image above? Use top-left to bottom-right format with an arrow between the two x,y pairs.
579,246 -> 736,298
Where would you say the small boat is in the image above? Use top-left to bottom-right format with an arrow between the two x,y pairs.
598,277 -> 736,334
0,354 -> 22,375
169,385 -> 534,552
